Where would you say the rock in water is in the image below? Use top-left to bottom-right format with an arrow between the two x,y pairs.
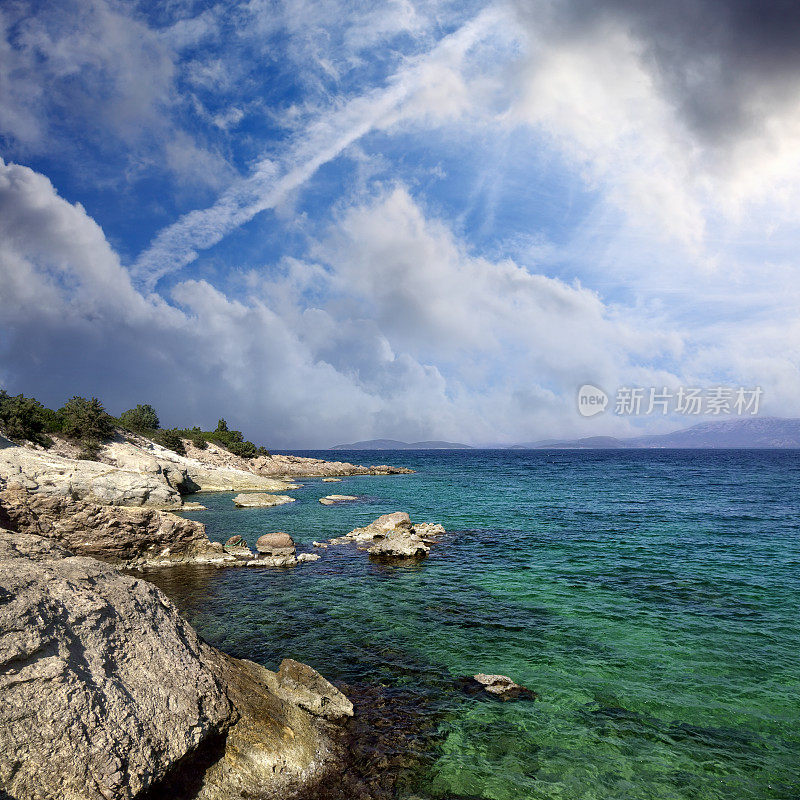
322,477 -> 342,482
470,673 -> 538,701
0,529 -> 350,800
318,494 -> 359,505
368,529 -> 430,560
232,493 -> 296,507
255,531 -> 296,556
264,659 -> 354,721
223,534 -> 253,557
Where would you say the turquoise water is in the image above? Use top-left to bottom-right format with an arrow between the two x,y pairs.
151,450 -> 800,800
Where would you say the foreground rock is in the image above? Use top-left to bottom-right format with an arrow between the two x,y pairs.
318,494 -> 359,505
469,673 -> 538,701
264,659 -> 354,721
0,530 -> 350,800
233,492 -> 296,507
327,512 -> 446,561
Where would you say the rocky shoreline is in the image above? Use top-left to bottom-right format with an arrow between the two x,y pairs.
0,432 -> 475,799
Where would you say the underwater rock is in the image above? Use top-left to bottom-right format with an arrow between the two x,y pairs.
318,494 -> 359,505
468,674 -> 538,701
232,493 -> 296,507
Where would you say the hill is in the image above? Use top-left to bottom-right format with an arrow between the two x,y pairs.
331,439 -> 472,450
517,417 -> 800,449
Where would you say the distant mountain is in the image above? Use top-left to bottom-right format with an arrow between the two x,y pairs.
516,417 -> 800,449
331,439 -> 472,450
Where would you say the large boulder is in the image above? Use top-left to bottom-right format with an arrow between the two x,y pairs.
255,532 -> 296,556
0,529 -> 349,800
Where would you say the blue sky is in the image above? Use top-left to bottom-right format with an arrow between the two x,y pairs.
2,0 -> 800,447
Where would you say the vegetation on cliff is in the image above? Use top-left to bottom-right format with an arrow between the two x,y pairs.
0,390 -> 269,460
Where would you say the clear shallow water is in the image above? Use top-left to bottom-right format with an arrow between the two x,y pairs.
149,450 -> 800,800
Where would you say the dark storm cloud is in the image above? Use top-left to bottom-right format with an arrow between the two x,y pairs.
515,0 -> 800,147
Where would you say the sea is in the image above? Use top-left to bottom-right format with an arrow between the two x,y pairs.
146,449 -> 800,800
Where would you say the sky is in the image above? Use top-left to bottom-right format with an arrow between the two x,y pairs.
2,0 -> 800,447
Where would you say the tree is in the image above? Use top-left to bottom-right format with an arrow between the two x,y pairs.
0,391 -> 52,447
215,418 -> 228,432
58,396 -> 115,443
119,404 -> 160,432
153,428 -> 185,456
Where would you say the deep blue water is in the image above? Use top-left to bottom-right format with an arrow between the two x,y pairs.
149,449 -> 800,800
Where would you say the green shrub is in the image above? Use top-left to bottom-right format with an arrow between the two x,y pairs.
215,418 -> 228,432
185,426 -> 208,449
0,391 -> 53,447
58,396 -> 115,444
153,428 -> 186,455
119,404 -> 160,433
77,439 -> 102,461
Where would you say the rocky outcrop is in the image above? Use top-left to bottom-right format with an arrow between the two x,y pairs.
0,436 -> 302,511
0,437 -> 187,508
0,487 -> 221,568
101,437 -> 299,494
318,494 -> 359,505
250,453 -> 414,478
326,512 -> 446,561
0,489 -> 319,571
322,477 -> 342,482
0,530 -> 351,800
263,659 -> 354,721
232,492 -> 296,507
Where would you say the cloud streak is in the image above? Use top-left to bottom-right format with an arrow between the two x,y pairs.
131,5 -> 507,289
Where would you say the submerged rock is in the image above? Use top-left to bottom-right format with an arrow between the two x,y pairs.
232,493 -> 296,507
318,494 -> 359,505
0,529 -> 351,800
468,673 -> 538,701
264,658 -> 354,721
